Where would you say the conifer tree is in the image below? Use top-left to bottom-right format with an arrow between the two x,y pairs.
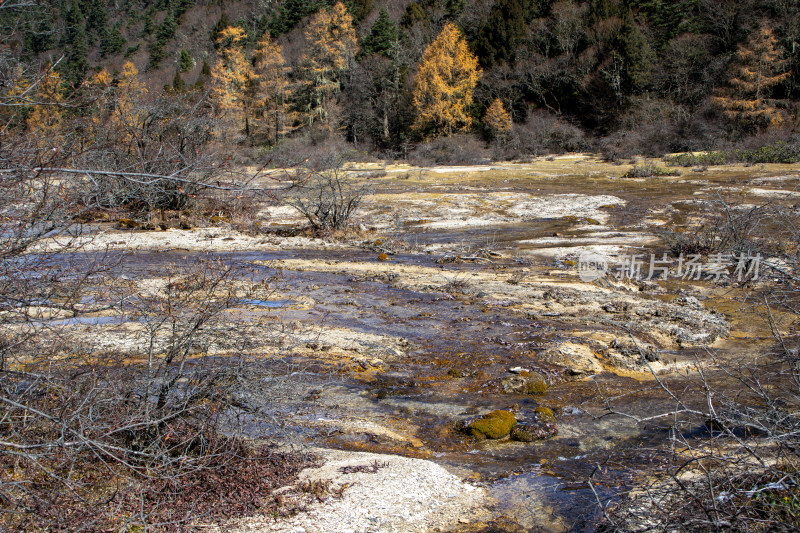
713,25 -> 792,132
616,12 -> 654,92
211,27 -> 257,138
254,32 -> 290,144
210,13 -> 231,45
61,0 -> 89,89
298,1 -> 358,126
484,98 -> 512,140
90,61 -> 148,146
172,70 -> 186,92
100,22 -> 126,57
115,61 -> 148,133
26,67 -> 64,142
361,8 -> 399,57
347,0 -> 373,21
149,9 -> 179,69
412,22 -> 481,136
475,0 -> 546,67
178,48 -> 194,71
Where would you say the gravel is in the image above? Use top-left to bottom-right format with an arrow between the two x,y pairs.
230,449 -> 488,533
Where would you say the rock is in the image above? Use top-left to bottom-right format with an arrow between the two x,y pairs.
675,295 -> 702,308
510,422 -> 557,442
508,366 -> 529,374
610,338 -> 660,362
116,218 -> 140,229
510,407 -> 558,442
468,410 -> 517,439
500,373 -> 549,395
543,342 -> 603,375
535,406 -> 555,423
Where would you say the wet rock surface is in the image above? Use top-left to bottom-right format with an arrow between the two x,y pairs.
30,157 -> 800,532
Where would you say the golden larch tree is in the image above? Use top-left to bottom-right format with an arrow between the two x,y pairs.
89,62 -> 148,149
713,25 -> 792,132
484,98 -> 512,140
211,26 -> 257,139
412,22 -> 481,137
298,1 -> 358,126
115,61 -> 148,133
26,66 -> 64,143
253,32 -> 290,144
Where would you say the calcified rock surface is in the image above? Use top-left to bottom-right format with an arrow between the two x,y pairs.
35,157 -> 800,531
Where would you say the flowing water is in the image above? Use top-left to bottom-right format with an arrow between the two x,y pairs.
37,158 -> 800,530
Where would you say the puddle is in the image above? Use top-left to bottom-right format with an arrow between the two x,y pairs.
236,298 -> 293,308
35,315 -> 139,327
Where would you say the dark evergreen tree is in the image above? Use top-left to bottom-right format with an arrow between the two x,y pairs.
173,70 -> 186,91
445,0 -> 466,19
361,8 -> 399,57
60,0 -> 89,89
149,9 -> 178,69
475,0 -> 546,67
210,13 -> 231,44
588,0 -> 626,23
178,48 -> 193,71
100,22 -> 126,56
142,16 -> 154,37
614,12 -> 654,92
629,0 -> 701,47
346,0 -> 373,21
400,2 -> 426,29
268,0 -> 332,36
85,0 -> 109,43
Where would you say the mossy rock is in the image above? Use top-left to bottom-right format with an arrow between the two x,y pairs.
525,375 -> 549,395
501,373 -> 549,395
469,410 -> 516,439
116,218 -> 140,229
378,252 -> 389,261
535,406 -> 555,423
210,214 -> 231,224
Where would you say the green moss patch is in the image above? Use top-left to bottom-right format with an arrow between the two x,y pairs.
469,410 -> 517,439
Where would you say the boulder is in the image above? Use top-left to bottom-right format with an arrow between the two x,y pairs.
468,410 -> 517,439
501,372 -> 549,395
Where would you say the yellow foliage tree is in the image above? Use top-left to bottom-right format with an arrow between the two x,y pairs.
253,32 -> 290,144
89,62 -> 148,149
299,1 -> 358,126
26,66 -> 64,143
412,22 -> 481,137
712,26 -> 792,132
484,98 -> 512,140
115,61 -> 148,133
211,26 -> 257,139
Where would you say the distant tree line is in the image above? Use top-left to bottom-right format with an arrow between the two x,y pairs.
3,0 -> 800,157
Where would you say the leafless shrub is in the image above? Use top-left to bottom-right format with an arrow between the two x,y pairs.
494,111 -> 589,160
264,130 -> 358,171
283,162 -> 368,232
661,198 -> 784,259
0,257 -> 314,530
407,134 -> 491,166
596,345 -> 800,532
440,272 -> 472,295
